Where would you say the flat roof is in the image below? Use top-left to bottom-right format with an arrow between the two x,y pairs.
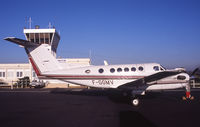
23,28 -> 57,34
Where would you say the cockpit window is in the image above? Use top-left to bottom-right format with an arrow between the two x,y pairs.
160,65 -> 166,70
153,66 -> 159,71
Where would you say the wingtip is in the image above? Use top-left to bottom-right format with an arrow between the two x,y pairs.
4,37 -> 15,40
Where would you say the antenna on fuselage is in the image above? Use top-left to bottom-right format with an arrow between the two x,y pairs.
104,60 -> 109,66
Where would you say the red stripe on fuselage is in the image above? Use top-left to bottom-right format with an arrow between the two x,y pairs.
40,75 -> 144,80
29,57 -> 41,76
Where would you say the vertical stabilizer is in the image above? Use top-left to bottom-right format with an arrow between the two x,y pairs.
4,37 -> 62,76
26,44 -> 62,75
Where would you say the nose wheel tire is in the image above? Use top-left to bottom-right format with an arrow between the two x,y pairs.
131,98 -> 139,106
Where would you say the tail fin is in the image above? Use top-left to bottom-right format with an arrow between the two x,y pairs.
4,37 -> 62,76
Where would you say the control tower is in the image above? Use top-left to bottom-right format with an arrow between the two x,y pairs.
23,25 -> 60,57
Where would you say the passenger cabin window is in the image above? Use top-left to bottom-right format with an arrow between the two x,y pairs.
98,68 -> 104,73
124,68 -> 129,72
153,66 -> 159,71
131,67 -> 136,72
110,68 -> 115,73
138,66 -> 144,71
85,70 -> 91,74
117,68 -> 122,72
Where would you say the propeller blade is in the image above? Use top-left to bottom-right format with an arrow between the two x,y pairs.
190,68 -> 199,77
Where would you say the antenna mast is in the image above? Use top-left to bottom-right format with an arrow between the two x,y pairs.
48,22 -> 52,28
25,17 -> 28,29
29,17 -> 32,29
89,50 -> 92,64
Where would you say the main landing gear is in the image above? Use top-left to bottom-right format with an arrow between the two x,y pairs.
131,98 -> 140,106
122,91 -> 141,106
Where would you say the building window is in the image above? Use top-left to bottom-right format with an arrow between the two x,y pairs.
153,66 -> 159,71
117,68 -> 122,72
138,66 -> 144,71
131,67 -> 136,72
124,68 -> 129,72
98,68 -> 104,73
24,70 -> 30,77
7,72 -> 14,77
110,68 -> 115,73
0,72 -> 5,77
17,72 -> 23,77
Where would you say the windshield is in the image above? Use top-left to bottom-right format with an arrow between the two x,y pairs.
160,65 -> 166,71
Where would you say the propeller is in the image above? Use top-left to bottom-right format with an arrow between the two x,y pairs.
183,67 -> 199,100
190,68 -> 199,77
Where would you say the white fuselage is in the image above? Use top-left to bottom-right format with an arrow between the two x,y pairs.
34,61 -> 189,90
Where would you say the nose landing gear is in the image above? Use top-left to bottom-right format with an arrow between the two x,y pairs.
182,91 -> 194,100
182,83 -> 194,100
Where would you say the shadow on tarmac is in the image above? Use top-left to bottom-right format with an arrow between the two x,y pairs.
1,88 -> 200,127
50,88 -> 159,127
50,88 -> 162,105
120,110 -> 157,127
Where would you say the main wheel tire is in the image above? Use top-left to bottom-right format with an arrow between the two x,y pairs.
132,98 -> 139,106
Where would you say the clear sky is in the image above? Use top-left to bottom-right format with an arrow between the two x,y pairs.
0,0 -> 199,70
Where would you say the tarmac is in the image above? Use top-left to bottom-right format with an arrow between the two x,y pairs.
0,88 -> 200,127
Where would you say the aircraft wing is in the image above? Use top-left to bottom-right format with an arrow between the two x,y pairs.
4,37 -> 39,47
118,70 -> 183,90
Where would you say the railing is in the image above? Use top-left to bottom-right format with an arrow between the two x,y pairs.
191,83 -> 200,88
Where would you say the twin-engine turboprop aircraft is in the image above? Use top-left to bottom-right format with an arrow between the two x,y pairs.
4,37 -> 193,106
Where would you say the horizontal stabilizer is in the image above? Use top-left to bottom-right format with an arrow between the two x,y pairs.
4,37 -> 39,47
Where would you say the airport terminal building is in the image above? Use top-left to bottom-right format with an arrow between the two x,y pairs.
0,26 -> 91,88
